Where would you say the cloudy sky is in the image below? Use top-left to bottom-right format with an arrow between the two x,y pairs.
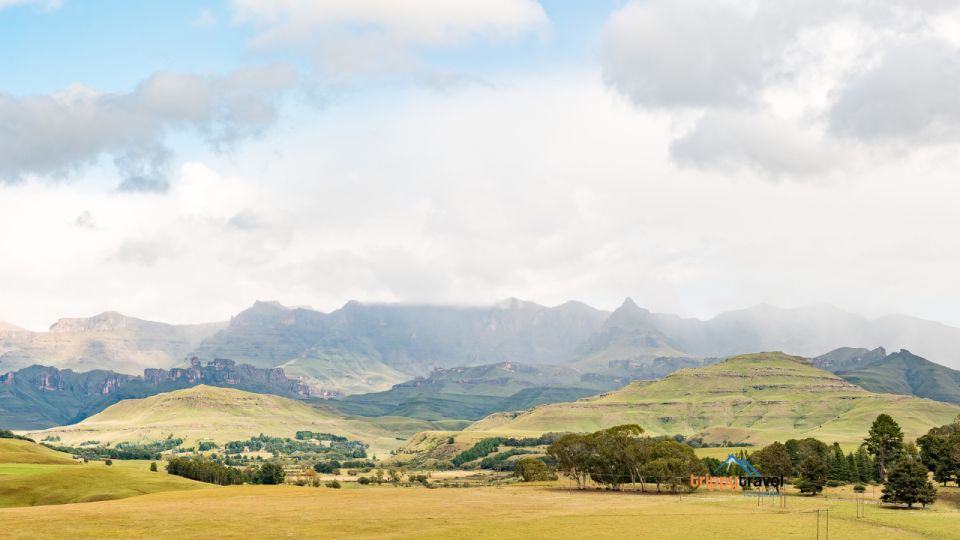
2,0 -> 960,330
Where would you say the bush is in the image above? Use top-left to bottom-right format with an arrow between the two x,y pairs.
325,480 -> 341,489
150,462 -> 158,472
358,477 -> 371,485
104,459 -> 113,466
826,480 -> 842,488
853,484 -> 866,493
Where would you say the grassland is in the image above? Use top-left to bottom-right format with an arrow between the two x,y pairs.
0,438 -> 77,464
0,459 -> 208,508
1,482 -> 959,539
24,385 -> 452,456
464,352 -> 960,446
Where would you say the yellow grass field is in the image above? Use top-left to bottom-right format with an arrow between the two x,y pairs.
2,482 -> 960,539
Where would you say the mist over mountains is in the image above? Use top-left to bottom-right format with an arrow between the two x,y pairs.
4,298 -> 960,397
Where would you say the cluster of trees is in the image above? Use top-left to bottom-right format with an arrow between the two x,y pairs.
547,425 -> 705,492
452,438 -> 505,467
295,431 -> 348,442
918,416 -> 960,486
0,429 -> 34,442
223,433 -> 367,459
43,437 -> 184,461
166,457 -> 285,486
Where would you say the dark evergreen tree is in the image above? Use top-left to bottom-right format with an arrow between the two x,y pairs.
864,414 -> 904,482
882,459 -> 937,508
796,455 -> 827,495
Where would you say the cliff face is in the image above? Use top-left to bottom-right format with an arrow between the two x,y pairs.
0,358 -> 310,430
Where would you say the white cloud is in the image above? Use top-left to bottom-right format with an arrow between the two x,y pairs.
230,0 -> 547,78
600,0 -> 960,177
0,64 -> 298,190
0,0 -> 60,10
6,74 -> 960,331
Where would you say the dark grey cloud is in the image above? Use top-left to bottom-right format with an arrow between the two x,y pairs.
0,64 -> 297,189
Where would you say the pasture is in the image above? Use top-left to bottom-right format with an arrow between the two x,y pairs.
1,480 -> 959,539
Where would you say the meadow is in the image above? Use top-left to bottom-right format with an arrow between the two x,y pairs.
1,481 -> 960,539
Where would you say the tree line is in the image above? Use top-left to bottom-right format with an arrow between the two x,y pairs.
544,414 -> 954,508
166,457 -> 285,486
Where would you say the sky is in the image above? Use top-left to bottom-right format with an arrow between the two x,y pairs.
2,0 -> 960,330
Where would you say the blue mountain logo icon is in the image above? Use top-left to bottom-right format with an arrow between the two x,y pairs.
714,454 -> 761,477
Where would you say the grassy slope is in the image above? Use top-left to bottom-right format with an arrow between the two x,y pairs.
838,350 -> 960,405
332,363 -> 608,421
465,352 -> 960,446
24,385 -> 432,456
0,460 -> 208,508
0,439 -> 76,465
0,484 -> 958,539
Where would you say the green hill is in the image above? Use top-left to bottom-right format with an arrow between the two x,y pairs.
0,438 -> 76,465
465,352 -> 960,446
0,460 -> 208,508
331,362 -> 615,420
0,360 -> 311,430
24,385 -> 446,456
831,349 -> 960,405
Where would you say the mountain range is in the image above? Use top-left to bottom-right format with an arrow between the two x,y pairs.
5,298 -> 960,398
814,347 -> 960,405
0,358 -> 310,430
461,352 -> 960,447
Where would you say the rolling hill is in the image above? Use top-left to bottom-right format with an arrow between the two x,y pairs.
330,362 -> 616,420
463,352 -> 960,446
0,311 -> 225,375
0,438 -> 75,465
815,348 -> 960,405
0,359 -> 310,430
24,385 -> 452,456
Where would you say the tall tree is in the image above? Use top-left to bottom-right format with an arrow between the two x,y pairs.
827,442 -> 849,482
548,434 -> 594,489
864,414 -> 904,482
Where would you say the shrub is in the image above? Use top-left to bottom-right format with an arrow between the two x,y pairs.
150,462 -> 158,472
325,480 -> 341,489
826,480 -> 842,488
853,484 -> 866,493
358,477 -> 371,485
104,459 -> 113,466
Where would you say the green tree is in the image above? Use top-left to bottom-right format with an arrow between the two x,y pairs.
864,414 -> 904,482
586,425 -> 644,490
751,442 -> 792,478
882,459 -> 937,508
827,442 -> 849,483
639,439 -> 706,493
514,458 -> 558,482
855,447 -> 874,483
149,462 -> 158,472
796,455 -> 827,495
373,469 -> 385,485
548,434 -> 594,489
846,453 -> 860,484
256,463 -> 285,485
918,416 -> 960,487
